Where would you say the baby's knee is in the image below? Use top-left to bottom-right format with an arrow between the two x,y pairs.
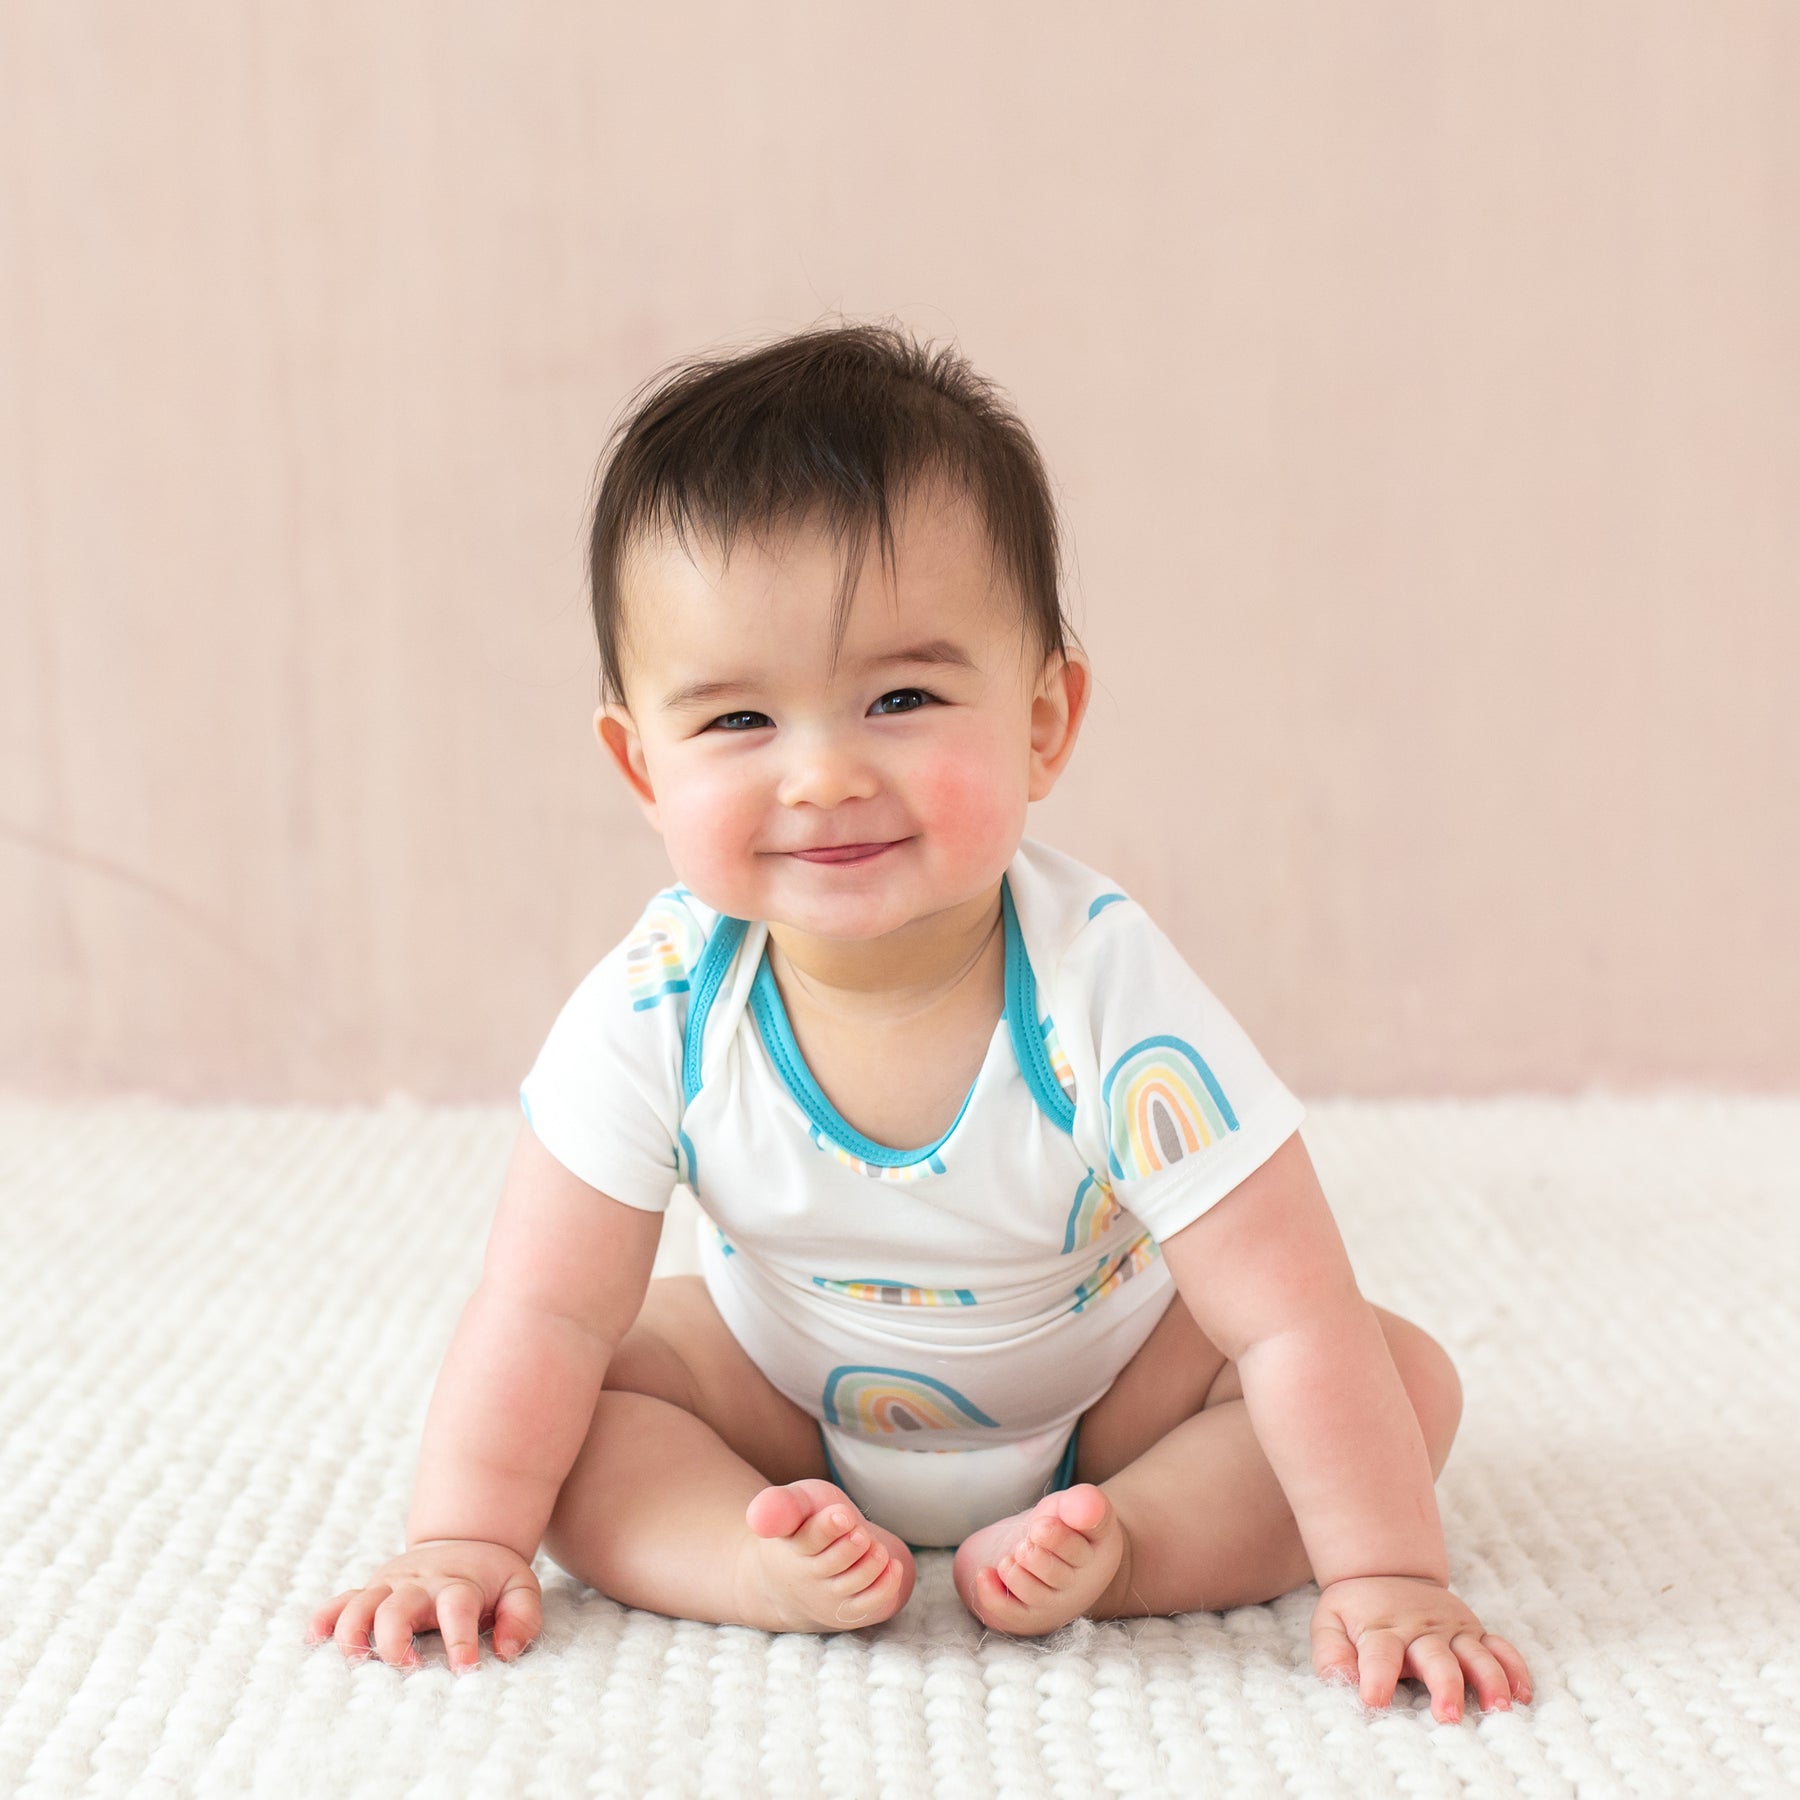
1380,1314 -> 1462,1473
600,1283 -> 704,1411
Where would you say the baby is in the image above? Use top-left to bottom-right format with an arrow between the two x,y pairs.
308,322 -> 1531,1722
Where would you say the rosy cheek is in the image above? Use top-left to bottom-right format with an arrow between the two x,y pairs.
914,745 -> 1019,850
656,767 -> 749,865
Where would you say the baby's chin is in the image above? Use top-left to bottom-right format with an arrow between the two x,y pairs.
673,838 -> 1022,935
670,857 -> 904,928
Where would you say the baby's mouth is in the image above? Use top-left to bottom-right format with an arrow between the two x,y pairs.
788,841 -> 904,865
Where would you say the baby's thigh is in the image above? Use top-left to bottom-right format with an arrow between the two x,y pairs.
1075,1289 -> 1230,1484
602,1274 -> 829,1486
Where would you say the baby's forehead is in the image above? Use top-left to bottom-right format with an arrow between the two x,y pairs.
620,493 -> 1022,640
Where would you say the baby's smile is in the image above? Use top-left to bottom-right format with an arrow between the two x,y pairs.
785,838 -> 907,865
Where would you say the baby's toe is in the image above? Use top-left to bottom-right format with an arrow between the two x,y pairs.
815,1520 -> 877,1578
795,1501 -> 864,1559
978,1564 -> 1031,1611
995,1549 -> 1061,1598
1008,1530 -> 1079,1584
1048,1483 -> 1111,1535
831,1533 -> 890,1591
745,1478 -> 858,1545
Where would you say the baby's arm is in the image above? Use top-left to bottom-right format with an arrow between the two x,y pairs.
1158,1132 -> 1529,1718
309,1121 -> 662,1670
406,1120 -> 662,1555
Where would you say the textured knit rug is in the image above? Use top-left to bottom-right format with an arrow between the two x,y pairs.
1,1096 -> 1796,1798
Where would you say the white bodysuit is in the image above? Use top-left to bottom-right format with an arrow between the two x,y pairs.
519,836 -> 1306,1547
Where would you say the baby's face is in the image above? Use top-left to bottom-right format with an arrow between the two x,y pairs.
597,478 -> 1087,941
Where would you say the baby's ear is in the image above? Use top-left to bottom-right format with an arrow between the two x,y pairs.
595,704 -> 660,829
1027,650 -> 1092,801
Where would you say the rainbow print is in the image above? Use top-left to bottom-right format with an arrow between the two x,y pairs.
811,1277 -> 977,1306
822,1366 -> 999,1434
1040,1014 -> 1077,1102
806,1123 -> 947,1183
1060,1170 -> 1122,1252
1102,1035 -> 1238,1180
626,890 -> 706,1011
1070,1232 -> 1160,1312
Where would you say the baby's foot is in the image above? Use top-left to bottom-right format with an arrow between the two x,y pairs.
952,1483 -> 1125,1636
736,1478 -> 916,1633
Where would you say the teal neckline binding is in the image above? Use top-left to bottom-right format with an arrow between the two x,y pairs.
680,870 -> 1079,1158
747,921 -> 1001,1168
1003,876 -> 1077,1137
681,912 -> 748,1107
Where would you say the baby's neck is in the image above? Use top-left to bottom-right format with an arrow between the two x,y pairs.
765,881 -> 1004,1028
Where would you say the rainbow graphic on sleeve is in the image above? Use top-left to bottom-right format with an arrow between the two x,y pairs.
625,892 -> 706,1011
1060,1170 -> 1123,1252
1070,1232 -> 1161,1312
1102,1035 -> 1238,1180
822,1366 -> 1000,1434
811,1277 -> 977,1306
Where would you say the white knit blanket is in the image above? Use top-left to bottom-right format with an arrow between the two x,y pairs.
1,1097 -> 1795,1798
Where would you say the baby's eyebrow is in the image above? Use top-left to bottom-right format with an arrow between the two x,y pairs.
659,639 -> 978,712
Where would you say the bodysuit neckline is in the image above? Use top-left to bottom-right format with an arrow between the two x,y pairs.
747,888 -> 1019,1166
682,867 -> 1080,1156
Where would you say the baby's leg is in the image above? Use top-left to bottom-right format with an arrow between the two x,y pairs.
542,1276 -> 916,1632
954,1299 -> 1460,1635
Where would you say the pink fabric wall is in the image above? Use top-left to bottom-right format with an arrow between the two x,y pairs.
4,3 -> 1795,1098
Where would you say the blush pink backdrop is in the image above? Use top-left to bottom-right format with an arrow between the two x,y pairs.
3,2 -> 1795,1098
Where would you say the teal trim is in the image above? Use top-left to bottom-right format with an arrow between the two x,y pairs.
1087,892 -> 1126,918
631,977 -> 690,1011
1049,1422 -> 1081,1492
682,915 -> 749,1105
804,1120 -> 948,1174
1059,1171 -> 1099,1254
680,873 -> 1077,1163
749,933 -> 992,1168
1004,877 -> 1076,1136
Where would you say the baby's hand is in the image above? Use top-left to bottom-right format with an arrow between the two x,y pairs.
1310,1576 -> 1532,1722
305,1538 -> 542,1674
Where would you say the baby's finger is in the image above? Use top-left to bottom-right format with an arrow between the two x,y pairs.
371,1584 -> 433,1669
1451,1633 -> 1514,1712
1405,1633 -> 1467,1723
492,1571 -> 542,1660
1356,1629 -> 1407,1708
1309,1617 -> 1360,1690
434,1579 -> 485,1675
333,1585 -> 391,1660
305,1590 -> 359,1645
1482,1633 -> 1534,1705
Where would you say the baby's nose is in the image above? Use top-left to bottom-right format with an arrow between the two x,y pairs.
776,730 -> 879,809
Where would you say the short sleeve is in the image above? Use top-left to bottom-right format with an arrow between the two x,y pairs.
1059,896 -> 1306,1244
516,886 -> 707,1213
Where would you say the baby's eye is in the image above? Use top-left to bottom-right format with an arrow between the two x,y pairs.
706,711 -> 772,732
871,688 -> 936,716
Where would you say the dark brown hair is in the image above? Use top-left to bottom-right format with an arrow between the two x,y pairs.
586,318 -> 1080,709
